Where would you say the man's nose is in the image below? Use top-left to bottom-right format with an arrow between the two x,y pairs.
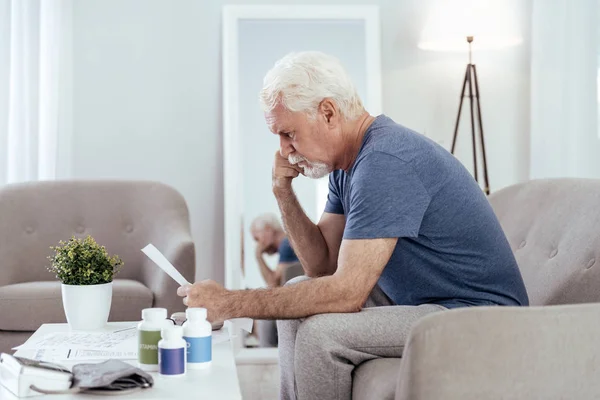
279,136 -> 294,158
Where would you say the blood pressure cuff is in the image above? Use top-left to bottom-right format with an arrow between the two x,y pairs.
72,359 -> 154,392
32,359 -> 153,395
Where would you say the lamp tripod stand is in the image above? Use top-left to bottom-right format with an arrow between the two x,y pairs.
450,36 -> 490,195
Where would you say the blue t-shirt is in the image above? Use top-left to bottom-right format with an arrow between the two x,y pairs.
325,115 -> 529,309
278,237 -> 299,263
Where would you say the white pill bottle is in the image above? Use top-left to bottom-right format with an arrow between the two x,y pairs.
158,325 -> 187,377
138,308 -> 170,372
182,307 -> 212,369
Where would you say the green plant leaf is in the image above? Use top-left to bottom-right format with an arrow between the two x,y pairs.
47,235 -> 124,285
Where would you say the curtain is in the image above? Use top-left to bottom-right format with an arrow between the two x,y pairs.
0,0 -> 71,186
530,0 -> 599,179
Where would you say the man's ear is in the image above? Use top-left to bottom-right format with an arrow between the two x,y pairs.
318,99 -> 338,124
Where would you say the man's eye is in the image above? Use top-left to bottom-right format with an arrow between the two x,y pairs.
286,132 -> 294,139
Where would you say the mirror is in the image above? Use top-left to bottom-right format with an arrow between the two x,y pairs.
222,5 -> 382,348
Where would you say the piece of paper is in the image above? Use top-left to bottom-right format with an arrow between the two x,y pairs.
141,244 -> 191,286
60,349 -> 138,361
25,347 -> 137,362
13,327 -> 137,351
141,244 -> 254,333
227,318 -> 253,333
17,330 -> 228,362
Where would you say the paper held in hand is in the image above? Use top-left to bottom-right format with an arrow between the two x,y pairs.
141,243 -> 253,333
141,244 -> 191,286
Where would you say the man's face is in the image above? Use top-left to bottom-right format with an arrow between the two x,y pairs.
265,103 -> 334,179
252,227 -> 278,254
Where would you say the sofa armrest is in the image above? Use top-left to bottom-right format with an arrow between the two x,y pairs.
396,303 -> 600,400
140,237 -> 195,315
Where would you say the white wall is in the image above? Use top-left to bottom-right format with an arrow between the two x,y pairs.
70,0 -> 532,282
385,0 -> 532,190
71,0 -> 224,282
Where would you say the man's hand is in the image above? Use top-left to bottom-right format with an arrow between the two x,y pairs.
177,280 -> 229,322
255,241 -> 269,258
272,151 -> 302,191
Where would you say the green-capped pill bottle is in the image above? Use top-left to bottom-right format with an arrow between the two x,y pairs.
138,308 -> 170,371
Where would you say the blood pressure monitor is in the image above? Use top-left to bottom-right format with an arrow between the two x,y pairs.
0,353 -> 72,397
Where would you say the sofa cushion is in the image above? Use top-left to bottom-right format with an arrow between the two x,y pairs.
352,358 -> 402,400
0,279 -> 153,331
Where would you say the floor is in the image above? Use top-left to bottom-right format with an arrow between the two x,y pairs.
237,363 -> 280,399
236,347 -> 280,400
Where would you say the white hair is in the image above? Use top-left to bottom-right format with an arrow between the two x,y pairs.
251,213 -> 282,232
259,51 -> 364,121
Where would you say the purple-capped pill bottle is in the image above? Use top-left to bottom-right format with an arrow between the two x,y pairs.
158,325 -> 186,377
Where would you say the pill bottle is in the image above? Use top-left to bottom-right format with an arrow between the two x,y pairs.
138,308 -> 169,371
158,325 -> 186,377
182,307 -> 212,369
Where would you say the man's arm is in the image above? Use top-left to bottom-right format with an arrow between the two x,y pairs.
272,151 -> 345,277
182,237 -> 397,321
275,186 -> 345,277
255,248 -> 284,287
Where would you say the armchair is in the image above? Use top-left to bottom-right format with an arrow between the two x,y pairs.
0,180 -> 195,353
352,178 -> 600,399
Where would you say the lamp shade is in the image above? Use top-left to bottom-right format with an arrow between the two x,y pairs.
418,0 -> 523,52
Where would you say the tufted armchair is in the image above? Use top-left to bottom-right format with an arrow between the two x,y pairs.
350,178 -> 600,399
0,180 -> 195,353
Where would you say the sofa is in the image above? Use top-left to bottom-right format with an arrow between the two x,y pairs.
352,178 -> 600,399
0,180 -> 195,353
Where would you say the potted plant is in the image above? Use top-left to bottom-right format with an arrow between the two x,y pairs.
47,235 -> 124,330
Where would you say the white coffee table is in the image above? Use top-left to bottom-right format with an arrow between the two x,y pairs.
1,322 -> 242,399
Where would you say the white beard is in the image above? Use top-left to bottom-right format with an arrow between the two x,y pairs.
288,154 -> 332,179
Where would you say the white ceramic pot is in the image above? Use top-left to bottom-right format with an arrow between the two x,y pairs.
61,282 -> 113,330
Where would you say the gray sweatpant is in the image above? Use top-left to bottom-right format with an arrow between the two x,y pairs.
277,276 -> 446,400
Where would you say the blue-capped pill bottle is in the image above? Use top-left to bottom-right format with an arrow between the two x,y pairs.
158,325 -> 186,377
182,307 -> 212,369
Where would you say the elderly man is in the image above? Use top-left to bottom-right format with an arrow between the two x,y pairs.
178,51 -> 528,400
250,213 -> 299,347
250,213 -> 299,288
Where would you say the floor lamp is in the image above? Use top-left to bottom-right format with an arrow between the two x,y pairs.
450,36 -> 489,195
418,1 -> 523,195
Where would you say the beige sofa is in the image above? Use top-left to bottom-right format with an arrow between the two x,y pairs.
353,178 -> 600,399
0,180 -> 195,353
